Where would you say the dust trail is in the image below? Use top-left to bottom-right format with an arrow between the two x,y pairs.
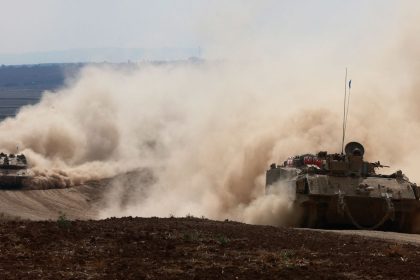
0,61 -> 345,224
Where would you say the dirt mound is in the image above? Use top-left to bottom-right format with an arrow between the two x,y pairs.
0,217 -> 419,279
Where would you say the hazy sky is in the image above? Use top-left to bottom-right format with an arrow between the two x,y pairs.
0,0 -> 404,62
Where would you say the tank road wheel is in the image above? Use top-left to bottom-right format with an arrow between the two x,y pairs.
393,212 -> 409,233
300,203 -> 318,228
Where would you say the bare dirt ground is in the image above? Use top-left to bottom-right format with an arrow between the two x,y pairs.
0,217 -> 420,279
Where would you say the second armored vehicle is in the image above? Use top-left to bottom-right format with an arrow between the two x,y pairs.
0,153 -> 31,189
266,142 -> 420,233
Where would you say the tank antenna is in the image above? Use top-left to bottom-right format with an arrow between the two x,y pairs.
345,79 -> 352,140
341,68 -> 348,154
341,68 -> 352,154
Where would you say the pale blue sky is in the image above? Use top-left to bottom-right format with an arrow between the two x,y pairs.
0,0 -> 401,63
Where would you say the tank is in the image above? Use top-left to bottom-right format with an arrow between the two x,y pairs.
266,142 -> 420,233
0,152 -> 31,189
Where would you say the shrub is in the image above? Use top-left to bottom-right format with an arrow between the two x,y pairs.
216,235 -> 230,246
57,213 -> 71,229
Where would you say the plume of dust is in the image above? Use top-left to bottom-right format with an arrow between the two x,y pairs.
0,60 -> 346,225
237,181 -> 297,226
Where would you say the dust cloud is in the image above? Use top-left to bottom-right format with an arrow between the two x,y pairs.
1,3 -> 420,225
0,62 -> 343,223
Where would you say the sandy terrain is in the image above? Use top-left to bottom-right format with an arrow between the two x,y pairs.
0,184 -> 104,220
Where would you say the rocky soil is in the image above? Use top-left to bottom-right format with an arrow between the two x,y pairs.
0,217 -> 419,279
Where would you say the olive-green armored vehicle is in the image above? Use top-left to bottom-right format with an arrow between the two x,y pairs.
0,153 -> 31,189
266,142 -> 420,232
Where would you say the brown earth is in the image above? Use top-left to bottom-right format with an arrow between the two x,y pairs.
0,217 -> 420,280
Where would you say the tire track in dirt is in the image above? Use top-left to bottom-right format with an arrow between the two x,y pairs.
0,185 -> 102,220
301,228 -> 420,246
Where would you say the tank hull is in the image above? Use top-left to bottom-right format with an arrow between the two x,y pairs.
295,194 -> 420,232
0,175 -> 30,189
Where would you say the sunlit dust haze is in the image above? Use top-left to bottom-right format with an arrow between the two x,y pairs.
1,2 -> 420,225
